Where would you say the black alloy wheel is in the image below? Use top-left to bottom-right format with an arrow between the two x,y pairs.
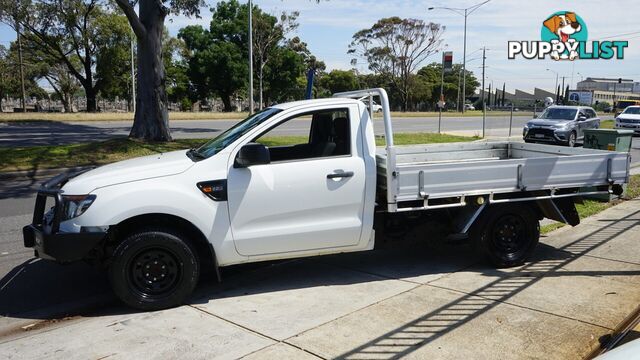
109,228 -> 200,311
473,204 -> 540,268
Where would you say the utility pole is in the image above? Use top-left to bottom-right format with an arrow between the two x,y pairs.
130,36 -> 136,113
561,76 -> 566,104
15,19 -> 26,112
456,68 -> 462,112
248,0 -> 254,115
481,46 -> 486,138
438,60 -> 445,133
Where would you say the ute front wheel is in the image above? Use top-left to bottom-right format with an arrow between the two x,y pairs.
109,228 -> 200,311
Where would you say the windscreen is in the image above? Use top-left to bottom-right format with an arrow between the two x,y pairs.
195,108 -> 282,158
539,108 -> 577,120
622,107 -> 640,115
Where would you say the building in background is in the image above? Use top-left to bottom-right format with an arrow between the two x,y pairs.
577,77 -> 635,92
567,77 -> 640,105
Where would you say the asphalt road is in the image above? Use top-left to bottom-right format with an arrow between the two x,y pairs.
0,115 -> 535,147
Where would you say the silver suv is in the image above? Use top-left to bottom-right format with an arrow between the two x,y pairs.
523,105 -> 600,147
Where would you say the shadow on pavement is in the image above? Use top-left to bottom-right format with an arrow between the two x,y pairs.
0,208 -> 637,355
0,121 -> 124,147
0,121 -> 222,147
333,208 -> 640,359
0,259 -> 113,319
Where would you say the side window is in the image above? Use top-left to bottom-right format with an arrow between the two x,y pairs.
578,110 -> 587,119
587,109 -> 597,118
253,108 -> 351,162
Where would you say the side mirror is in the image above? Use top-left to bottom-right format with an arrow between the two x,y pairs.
234,143 -> 270,168
578,114 -> 588,121
533,114 -> 538,119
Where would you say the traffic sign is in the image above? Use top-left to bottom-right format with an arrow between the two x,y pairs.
443,51 -> 453,73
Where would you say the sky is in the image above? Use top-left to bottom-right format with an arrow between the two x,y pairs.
1,0 -> 639,94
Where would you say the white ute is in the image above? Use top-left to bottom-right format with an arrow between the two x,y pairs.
23,88 -> 631,310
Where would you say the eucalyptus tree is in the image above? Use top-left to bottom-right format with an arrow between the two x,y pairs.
348,17 -> 444,111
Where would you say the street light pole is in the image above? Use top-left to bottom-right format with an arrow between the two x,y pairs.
546,68 -> 558,102
481,46 -> 486,138
429,0 -> 491,113
248,0 -> 254,115
462,9 -> 467,113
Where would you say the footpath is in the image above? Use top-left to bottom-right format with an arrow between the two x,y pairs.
0,199 -> 639,359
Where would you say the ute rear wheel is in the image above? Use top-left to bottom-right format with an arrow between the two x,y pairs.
109,228 -> 200,311
473,204 -> 540,268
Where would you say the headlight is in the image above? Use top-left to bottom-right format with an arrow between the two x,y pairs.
61,194 -> 96,221
523,124 -> 529,135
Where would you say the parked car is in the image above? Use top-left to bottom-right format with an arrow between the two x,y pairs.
596,338 -> 640,359
523,105 -> 600,147
615,105 -> 640,134
23,89 -> 629,311
464,103 -> 475,111
357,96 -> 382,113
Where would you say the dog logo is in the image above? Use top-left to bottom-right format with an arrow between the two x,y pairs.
508,10 -> 627,61
541,11 -> 587,60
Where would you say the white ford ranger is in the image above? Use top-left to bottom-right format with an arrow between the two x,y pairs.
23,89 -> 630,310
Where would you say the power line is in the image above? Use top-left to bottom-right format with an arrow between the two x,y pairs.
595,30 -> 640,41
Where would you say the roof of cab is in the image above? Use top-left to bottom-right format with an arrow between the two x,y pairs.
548,105 -> 594,109
271,97 -> 361,110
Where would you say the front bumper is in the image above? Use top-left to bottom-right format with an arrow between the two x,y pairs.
524,127 -> 570,144
23,170 -> 106,262
23,224 -> 105,262
616,122 -> 640,134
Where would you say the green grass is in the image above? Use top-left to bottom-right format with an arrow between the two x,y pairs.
600,120 -> 614,129
0,132 -> 477,173
0,138 -> 207,173
540,174 -> 640,234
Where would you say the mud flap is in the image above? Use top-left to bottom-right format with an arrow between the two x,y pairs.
537,198 -> 580,226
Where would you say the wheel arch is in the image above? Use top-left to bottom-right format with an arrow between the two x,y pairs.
109,213 -> 220,281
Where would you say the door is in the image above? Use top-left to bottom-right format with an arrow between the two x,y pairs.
586,108 -> 600,130
226,106 -> 367,256
576,109 -> 588,139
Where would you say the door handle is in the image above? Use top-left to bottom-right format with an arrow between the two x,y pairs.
327,171 -> 354,179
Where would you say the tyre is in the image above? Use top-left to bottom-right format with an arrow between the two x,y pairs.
567,131 -> 577,147
109,228 -> 200,311
473,204 -> 540,268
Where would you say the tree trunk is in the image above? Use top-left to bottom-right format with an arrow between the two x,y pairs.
129,1 -> 171,141
258,64 -> 264,110
85,86 -> 98,112
221,95 -> 232,112
63,92 -> 73,113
